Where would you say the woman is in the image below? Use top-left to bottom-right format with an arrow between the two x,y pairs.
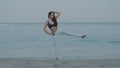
43,11 -> 87,38
43,11 -> 60,36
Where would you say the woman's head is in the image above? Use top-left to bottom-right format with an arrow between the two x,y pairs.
48,11 -> 55,19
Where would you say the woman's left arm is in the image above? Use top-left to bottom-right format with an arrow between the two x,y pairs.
54,11 -> 60,19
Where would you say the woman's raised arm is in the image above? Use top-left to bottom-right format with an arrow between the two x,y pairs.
54,11 -> 60,19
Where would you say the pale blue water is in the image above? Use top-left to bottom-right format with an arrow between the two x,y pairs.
0,23 -> 120,59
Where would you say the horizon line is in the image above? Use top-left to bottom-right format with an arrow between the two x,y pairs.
0,22 -> 120,24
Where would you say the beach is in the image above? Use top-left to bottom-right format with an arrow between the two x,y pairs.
0,23 -> 120,68
0,58 -> 120,68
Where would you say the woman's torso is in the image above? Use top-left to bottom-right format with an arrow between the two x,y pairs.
47,19 -> 57,29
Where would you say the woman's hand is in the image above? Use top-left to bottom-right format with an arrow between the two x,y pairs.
53,11 -> 60,19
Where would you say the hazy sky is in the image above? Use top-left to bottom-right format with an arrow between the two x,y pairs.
0,0 -> 120,23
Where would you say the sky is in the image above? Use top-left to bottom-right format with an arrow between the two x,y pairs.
0,0 -> 120,23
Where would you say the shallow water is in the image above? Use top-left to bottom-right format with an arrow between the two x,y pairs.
0,23 -> 120,59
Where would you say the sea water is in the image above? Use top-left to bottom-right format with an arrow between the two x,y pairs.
0,23 -> 120,59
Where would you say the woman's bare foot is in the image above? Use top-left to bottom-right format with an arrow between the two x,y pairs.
81,35 -> 87,38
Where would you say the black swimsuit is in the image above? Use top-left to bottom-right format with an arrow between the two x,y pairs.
48,21 -> 57,29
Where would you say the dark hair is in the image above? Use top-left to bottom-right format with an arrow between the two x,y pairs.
48,11 -> 57,24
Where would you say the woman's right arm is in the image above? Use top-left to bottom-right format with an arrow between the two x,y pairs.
43,22 -> 53,36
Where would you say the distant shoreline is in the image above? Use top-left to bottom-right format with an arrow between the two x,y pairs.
0,22 -> 120,24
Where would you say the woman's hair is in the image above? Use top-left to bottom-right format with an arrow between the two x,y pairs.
48,11 -> 57,24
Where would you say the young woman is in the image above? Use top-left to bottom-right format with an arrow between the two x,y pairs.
43,11 -> 87,38
43,11 -> 59,36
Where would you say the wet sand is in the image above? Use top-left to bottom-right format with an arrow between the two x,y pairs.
0,58 -> 120,68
